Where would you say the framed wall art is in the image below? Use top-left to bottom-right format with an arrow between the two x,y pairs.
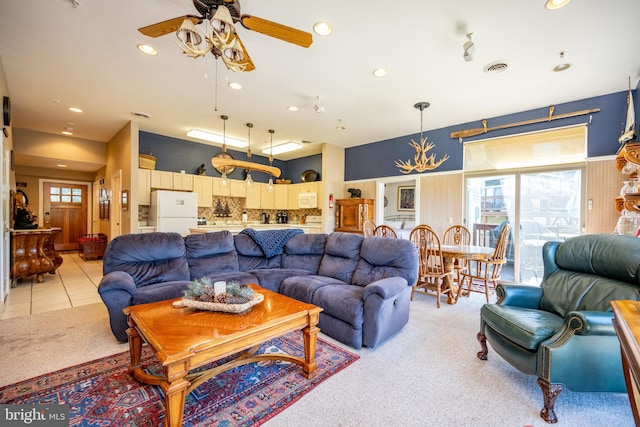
398,186 -> 415,211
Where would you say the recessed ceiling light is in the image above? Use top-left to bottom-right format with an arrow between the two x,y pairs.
313,21 -> 332,36
545,0 -> 572,10
553,63 -> 572,72
57,164 -> 68,168
228,82 -> 242,90
287,106 -> 299,112
69,107 -> 83,113
137,44 -> 158,56
372,68 -> 388,77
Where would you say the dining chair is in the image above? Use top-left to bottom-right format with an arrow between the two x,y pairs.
458,223 -> 511,302
363,219 -> 376,237
442,225 -> 471,286
373,224 -> 398,238
409,225 -> 453,308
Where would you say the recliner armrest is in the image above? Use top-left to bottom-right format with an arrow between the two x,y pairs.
563,311 -> 616,336
363,277 -> 408,300
98,271 -> 137,297
496,284 -> 542,308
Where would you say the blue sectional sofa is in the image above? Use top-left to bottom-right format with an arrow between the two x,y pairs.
98,230 -> 418,349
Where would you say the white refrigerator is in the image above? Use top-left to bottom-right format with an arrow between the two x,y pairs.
149,190 -> 198,236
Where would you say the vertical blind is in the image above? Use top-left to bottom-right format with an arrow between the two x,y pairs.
464,125 -> 587,172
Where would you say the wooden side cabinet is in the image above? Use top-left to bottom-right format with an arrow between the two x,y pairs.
334,198 -> 374,234
611,299 -> 640,425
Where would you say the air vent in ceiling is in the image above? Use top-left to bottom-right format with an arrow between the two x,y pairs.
483,61 -> 509,74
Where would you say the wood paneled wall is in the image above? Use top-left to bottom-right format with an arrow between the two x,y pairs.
418,172 -> 464,237
585,158 -> 623,234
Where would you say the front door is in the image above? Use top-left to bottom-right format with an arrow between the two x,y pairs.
43,181 -> 88,251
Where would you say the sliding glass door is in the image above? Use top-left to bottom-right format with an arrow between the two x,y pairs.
466,168 -> 582,285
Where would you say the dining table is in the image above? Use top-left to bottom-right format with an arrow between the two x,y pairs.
439,244 -> 495,304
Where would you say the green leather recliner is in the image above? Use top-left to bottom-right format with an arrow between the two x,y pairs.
477,234 -> 640,423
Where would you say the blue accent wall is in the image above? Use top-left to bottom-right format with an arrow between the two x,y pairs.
345,90 -> 636,181
139,131 -> 322,184
139,131 -> 287,183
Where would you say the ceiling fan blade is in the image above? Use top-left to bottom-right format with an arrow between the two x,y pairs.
138,15 -> 202,38
240,15 -> 313,48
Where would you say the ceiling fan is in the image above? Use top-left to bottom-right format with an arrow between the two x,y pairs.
138,0 -> 313,72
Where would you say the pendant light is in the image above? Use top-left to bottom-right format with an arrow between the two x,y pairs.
244,122 -> 254,187
267,129 -> 275,192
220,115 -> 229,187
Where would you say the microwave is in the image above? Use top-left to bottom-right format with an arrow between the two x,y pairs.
298,192 -> 318,209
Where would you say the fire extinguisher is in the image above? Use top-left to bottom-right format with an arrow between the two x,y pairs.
329,193 -> 334,209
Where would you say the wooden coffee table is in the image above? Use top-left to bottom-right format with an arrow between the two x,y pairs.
123,284 -> 323,427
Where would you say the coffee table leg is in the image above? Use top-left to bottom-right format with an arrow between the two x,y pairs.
302,311 -> 321,378
126,323 -> 143,372
162,363 -> 190,427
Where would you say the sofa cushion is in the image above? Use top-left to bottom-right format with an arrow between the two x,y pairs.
352,236 -> 418,287
312,284 -> 364,328
318,232 -> 363,283
131,280 -> 192,305
281,233 -> 327,274
248,268 -> 312,293
481,304 -> 564,351
185,231 -> 240,280
280,275 -> 348,303
234,234 -> 282,270
201,271 -> 258,286
102,232 -> 190,287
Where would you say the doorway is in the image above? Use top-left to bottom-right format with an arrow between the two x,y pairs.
42,180 -> 90,251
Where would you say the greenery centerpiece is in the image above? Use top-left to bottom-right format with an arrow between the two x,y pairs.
172,278 -> 264,313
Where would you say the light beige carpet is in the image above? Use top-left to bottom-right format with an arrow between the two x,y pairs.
0,295 -> 634,426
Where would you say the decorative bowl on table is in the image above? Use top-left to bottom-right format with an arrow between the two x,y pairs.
172,279 -> 263,313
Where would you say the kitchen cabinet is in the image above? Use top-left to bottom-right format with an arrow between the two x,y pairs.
138,169 -> 150,205
173,173 -> 193,191
150,170 -> 173,190
245,183 -> 262,209
260,184 -> 276,209
287,184 -> 300,209
335,198 -> 374,234
193,175 -> 213,207
212,178 -> 246,197
285,182 -> 322,209
275,185 -> 288,208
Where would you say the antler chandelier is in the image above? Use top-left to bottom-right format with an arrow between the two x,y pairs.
395,102 -> 449,174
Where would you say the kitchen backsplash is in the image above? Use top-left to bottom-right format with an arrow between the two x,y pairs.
139,197 -> 321,224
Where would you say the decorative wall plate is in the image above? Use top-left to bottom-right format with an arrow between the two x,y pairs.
301,169 -> 317,182
213,152 -> 235,174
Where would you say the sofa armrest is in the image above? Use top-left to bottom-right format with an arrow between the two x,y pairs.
363,277 -> 408,300
563,311 -> 616,336
98,271 -> 137,297
496,284 -> 542,308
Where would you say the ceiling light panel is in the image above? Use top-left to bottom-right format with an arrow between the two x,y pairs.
262,141 -> 302,155
187,129 -> 248,148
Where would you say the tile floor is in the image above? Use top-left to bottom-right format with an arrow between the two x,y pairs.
1,252 -> 103,320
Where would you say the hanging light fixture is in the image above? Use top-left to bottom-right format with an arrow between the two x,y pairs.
245,123 -> 254,187
211,117 -> 282,179
394,102 -> 449,174
267,129 -> 275,192
220,115 -> 229,187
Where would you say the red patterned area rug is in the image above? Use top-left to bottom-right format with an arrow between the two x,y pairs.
0,331 -> 359,426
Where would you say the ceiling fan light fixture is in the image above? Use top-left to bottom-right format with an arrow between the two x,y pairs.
210,5 -> 236,37
313,21 -> 332,36
187,129 -> 248,148
262,141 -> 303,155
176,18 -> 203,50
